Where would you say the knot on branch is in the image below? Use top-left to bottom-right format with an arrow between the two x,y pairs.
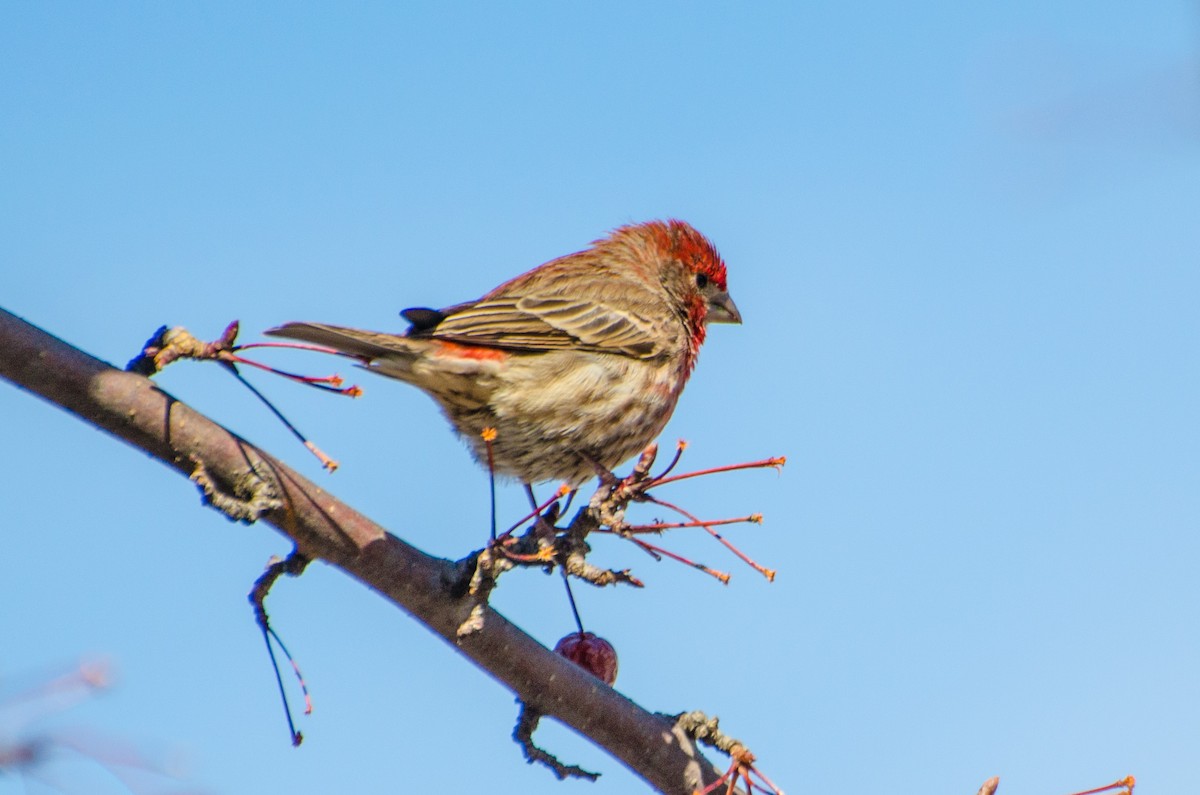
513,701 -> 599,782
671,710 -> 784,795
127,323 -> 239,375
190,458 -> 281,524
451,509 -> 643,629
672,710 -> 743,755
451,544 -> 516,636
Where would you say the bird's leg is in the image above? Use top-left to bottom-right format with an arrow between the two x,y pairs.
583,444 -> 659,531
618,443 -> 660,500
578,450 -> 622,491
481,428 -> 500,541
559,488 -> 578,517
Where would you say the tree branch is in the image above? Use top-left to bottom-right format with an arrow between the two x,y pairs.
0,307 -> 728,794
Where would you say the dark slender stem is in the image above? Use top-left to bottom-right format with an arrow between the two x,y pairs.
223,362 -> 307,445
561,567 -> 585,634
261,625 -> 302,746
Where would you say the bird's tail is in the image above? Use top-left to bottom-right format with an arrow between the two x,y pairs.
265,322 -> 423,369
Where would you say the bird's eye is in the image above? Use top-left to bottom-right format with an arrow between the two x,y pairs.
695,273 -> 708,289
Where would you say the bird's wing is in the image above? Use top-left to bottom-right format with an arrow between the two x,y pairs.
402,256 -> 675,358
427,293 -> 665,358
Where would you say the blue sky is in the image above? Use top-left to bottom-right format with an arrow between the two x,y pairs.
2,3 -> 1198,793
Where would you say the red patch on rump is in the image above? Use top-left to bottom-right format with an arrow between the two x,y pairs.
432,340 -> 509,362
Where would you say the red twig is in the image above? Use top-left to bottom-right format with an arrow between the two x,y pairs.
644,496 -> 776,582
234,341 -> 350,356
628,538 -> 730,584
1067,777 -> 1135,795
693,747 -> 784,795
649,457 -> 786,490
620,514 -> 762,533
500,484 -> 572,538
224,352 -> 360,395
654,440 -> 689,480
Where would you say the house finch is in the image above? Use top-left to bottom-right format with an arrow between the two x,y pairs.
266,220 -> 740,486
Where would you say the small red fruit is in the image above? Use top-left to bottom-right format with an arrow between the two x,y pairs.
553,632 -> 618,685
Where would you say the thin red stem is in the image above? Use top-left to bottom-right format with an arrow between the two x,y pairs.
648,457 -> 785,489
234,341 -> 354,357
266,626 -> 313,716
629,538 -> 663,561
500,485 -> 570,538
748,764 -> 784,794
620,515 -> 761,533
1068,778 -> 1135,795
224,353 -> 356,394
646,496 -> 776,582
694,762 -> 735,795
630,538 -> 730,584
654,440 -> 688,480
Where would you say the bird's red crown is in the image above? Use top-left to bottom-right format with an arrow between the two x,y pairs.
639,219 -> 728,292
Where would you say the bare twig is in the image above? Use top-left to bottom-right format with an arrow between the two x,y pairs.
127,322 -> 348,470
513,703 -> 600,782
674,710 -> 783,795
250,551 -> 314,746
1067,777 -> 1135,795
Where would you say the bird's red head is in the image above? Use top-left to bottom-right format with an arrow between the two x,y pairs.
599,219 -> 741,371
652,218 -> 729,293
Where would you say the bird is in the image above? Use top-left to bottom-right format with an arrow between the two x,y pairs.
265,219 -> 740,488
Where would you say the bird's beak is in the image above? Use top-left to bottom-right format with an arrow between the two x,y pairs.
706,291 -> 742,324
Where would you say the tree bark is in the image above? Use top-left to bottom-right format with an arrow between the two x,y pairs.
0,306 -> 725,794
